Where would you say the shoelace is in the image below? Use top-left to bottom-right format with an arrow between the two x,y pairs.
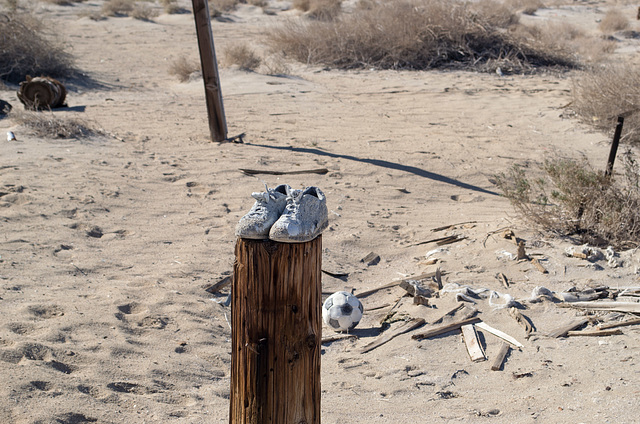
250,183 -> 278,204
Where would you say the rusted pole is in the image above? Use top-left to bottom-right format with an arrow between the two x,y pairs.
230,237 -> 322,424
191,0 -> 227,142
605,116 -> 624,178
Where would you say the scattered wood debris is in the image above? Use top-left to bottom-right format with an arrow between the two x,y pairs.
322,333 -> 357,344
461,324 -> 487,362
360,318 -> 425,354
411,234 -> 466,247
508,308 -> 535,339
321,269 -> 349,279
412,316 -> 481,341
491,342 -> 511,371
530,257 -> 548,274
546,318 -> 589,338
361,252 -> 380,266
598,317 -> 640,330
204,275 -> 231,294
566,329 -> 623,337
239,168 -> 329,176
557,302 -> 640,314
356,271 -> 444,299
430,221 -> 477,232
497,272 -> 509,288
476,321 -> 523,348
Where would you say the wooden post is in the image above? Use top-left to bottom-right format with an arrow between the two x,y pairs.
230,237 -> 322,424
605,116 -> 624,178
191,0 -> 228,142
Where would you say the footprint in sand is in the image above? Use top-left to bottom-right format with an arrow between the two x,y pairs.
51,412 -> 98,424
7,322 -> 37,335
450,194 -> 485,203
107,381 -> 156,395
117,302 -> 147,315
30,380 -> 54,391
27,304 -> 65,319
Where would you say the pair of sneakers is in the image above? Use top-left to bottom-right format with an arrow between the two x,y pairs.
235,184 -> 328,243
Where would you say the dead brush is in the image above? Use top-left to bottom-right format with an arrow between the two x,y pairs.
101,0 -> 134,16
168,56 -> 201,82
9,109 -> 96,139
266,0 -> 578,73
495,153 -> 640,249
209,0 -> 238,15
221,43 -> 261,71
598,8 -> 630,33
0,12 -> 75,83
294,0 -> 342,20
571,63 -> 640,144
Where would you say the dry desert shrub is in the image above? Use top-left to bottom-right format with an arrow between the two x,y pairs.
598,8 -> 630,33
0,12 -> 76,83
209,0 -> 238,15
505,0 -> 543,15
267,0 -> 577,73
294,0 -> 342,20
571,64 -> 640,144
101,0 -> 134,16
222,43 -> 261,71
496,153 -> 640,249
9,109 -> 96,138
130,2 -> 157,20
168,56 -> 201,82
161,0 -> 181,13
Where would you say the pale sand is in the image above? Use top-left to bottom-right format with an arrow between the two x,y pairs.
1,1 -> 640,423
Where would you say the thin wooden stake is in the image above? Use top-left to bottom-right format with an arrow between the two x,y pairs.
360,318 -> 425,354
192,0 -> 227,142
605,116 -> 624,178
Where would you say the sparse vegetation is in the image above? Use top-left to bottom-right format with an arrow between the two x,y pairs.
294,0 -> 342,20
9,109 -> 97,139
496,153 -> 640,249
168,56 -> 201,82
222,43 -> 261,71
598,8 -> 629,33
0,12 -> 76,83
267,0 -> 578,73
571,64 -> 640,144
101,0 -> 134,16
209,0 -> 238,15
130,2 -> 157,20
160,0 -> 182,14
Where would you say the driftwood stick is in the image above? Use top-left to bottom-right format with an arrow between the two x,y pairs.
204,275 -> 231,294
357,271 -> 442,299
412,316 -> 481,341
498,272 -> 509,289
239,168 -> 329,176
411,235 -> 465,247
475,321 -> 524,348
491,342 -> 511,371
432,303 -> 465,325
360,318 -> 425,354
508,308 -> 534,338
322,333 -> 357,344
430,221 -> 477,232
546,318 -> 589,338
598,317 -> 640,330
557,302 -> 640,313
566,329 -> 623,337
531,258 -> 548,274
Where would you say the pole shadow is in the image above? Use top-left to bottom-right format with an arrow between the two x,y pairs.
245,143 -> 500,196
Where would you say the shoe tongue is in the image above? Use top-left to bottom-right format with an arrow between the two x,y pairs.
251,192 -> 270,203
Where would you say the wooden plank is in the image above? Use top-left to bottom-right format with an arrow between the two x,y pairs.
598,317 -> 640,330
491,342 -> 511,371
557,302 -> 640,313
461,324 -> 487,362
546,318 -> 589,338
191,0 -> 227,142
412,316 -> 481,341
475,321 -> 524,348
360,318 -> 425,354
566,329 -> 623,337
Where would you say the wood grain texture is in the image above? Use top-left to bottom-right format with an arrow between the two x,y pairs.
230,237 -> 322,424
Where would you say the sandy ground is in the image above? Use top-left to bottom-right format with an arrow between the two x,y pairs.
1,0 -> 640,423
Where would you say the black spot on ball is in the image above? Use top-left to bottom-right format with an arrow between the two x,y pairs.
349,319 -> 360,330
324,298 -> 333,309
358,302 -> 363,313
329,319 -> 341,329
340,304 -> 353,315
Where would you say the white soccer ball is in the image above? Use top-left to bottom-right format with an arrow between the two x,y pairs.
322,291 -> 363,332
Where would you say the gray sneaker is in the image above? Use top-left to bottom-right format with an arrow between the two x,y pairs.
269,186 -> 328,243
235,184 -> 290,239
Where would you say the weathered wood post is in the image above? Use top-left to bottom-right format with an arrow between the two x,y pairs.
230,237 -> 322,424
191,0 -> 228,142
